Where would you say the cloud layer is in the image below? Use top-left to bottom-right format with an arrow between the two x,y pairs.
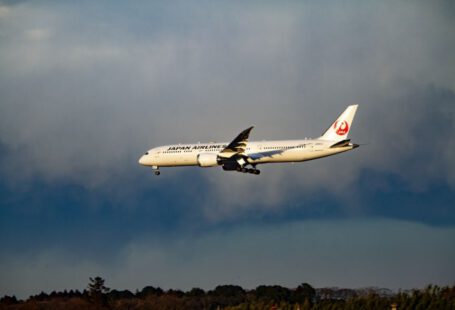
1,2 -> 453,211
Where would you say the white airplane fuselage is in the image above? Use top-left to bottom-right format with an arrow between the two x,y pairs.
139,139 -> 357,167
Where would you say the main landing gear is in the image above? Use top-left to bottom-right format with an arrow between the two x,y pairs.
236,166 -> 260,175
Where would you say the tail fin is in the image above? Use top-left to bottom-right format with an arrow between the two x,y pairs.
319,105 -> 358,141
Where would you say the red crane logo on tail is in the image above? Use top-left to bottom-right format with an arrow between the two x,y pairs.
333,120 -> 349,135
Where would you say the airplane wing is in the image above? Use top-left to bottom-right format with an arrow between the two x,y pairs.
219,126 -> 254,158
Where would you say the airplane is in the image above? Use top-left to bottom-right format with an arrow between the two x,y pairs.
139,105 -> 359,175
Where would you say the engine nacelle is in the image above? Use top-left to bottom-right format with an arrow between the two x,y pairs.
197,153 -> 219,167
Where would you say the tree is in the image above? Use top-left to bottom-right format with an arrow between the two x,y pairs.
108,289 -> 135,300
255,285 -> 291,303
137,285 -> 163,298
88,276 -> 110,295
210,285 -> 246,307
0,295 -> 18,306
187,287 -> 206,297
293,283 -> 316,304
87,276 -> 110,309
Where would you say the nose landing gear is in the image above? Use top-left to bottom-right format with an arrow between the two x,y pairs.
152,166 -> 160,176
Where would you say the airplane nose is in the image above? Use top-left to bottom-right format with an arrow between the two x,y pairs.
138,155 -> 146,165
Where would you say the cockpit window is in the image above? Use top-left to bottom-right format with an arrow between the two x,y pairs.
145,152 -> 149,155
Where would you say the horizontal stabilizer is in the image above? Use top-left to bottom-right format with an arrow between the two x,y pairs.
330,139 -> 351,148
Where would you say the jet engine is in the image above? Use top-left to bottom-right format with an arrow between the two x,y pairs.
197,153 -> 219,167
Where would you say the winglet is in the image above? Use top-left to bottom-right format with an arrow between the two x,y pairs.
319,105 -> 358,141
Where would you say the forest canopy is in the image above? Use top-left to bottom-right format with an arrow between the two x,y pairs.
1,278 -> 454,310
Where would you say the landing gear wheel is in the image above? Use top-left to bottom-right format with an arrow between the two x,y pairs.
247,169 -> 255,174
254,170 -> 260,175
154,170 -> 160,176
241,168 -> 248,173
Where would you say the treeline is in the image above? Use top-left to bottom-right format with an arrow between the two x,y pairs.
1,277 -> 454,310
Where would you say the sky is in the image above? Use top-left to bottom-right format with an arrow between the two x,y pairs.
0,0 -> 454,299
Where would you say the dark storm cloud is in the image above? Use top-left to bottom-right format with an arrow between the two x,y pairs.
0,1 -> 453,208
